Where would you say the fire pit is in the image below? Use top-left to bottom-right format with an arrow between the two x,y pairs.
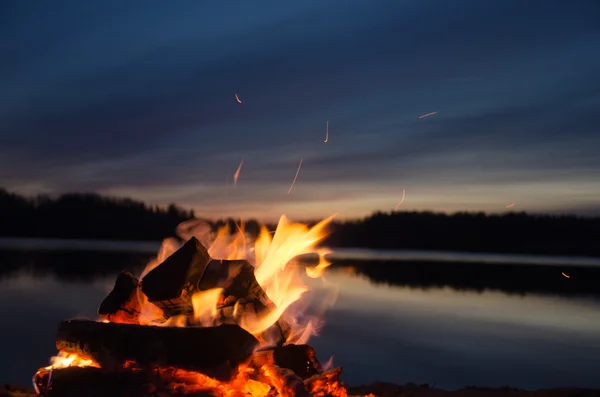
32,215 -> 358,397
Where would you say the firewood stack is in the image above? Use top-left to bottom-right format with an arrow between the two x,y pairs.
32,237 -> 350,397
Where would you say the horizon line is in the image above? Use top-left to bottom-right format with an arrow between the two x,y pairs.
2,187 -> 599,223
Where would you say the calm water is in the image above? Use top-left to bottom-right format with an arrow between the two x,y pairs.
1,249 -> 600,390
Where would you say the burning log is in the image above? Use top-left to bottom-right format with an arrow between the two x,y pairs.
33,367 -> 214,397
34,367 -> 151,397
206,259 -> 270,305
259,364 -> 309,397
140,236 -> 291,344
274,345 -> 323,379
251,345 -> 323,379
141,237 -> 212,318
304,367 -> 347,397
98,271 -> 142,324
208,259 -> 292,344
56,319 -> 258,380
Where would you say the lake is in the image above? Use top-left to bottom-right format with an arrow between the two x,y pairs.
0,243 -> 599,391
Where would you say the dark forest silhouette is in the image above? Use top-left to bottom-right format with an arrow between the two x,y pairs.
1,188 -> 600,257
326,211 -> 600,257
0,188 -> 270,241
0,188 -> 195,241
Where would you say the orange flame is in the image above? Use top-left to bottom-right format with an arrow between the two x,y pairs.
192,288 -> 223,326
45,351 -> 99,370
136,214 -> 336,343
243,215 -> 334,339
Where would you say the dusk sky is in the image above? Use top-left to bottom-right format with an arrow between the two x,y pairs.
1,1 -> 599,221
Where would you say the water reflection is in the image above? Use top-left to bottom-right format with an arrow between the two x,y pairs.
0,275 -> 111,384
3,249 -> 600,298
328,260 -> 600,298
0,250 -> 599,390
308,271 -> 600,390
0,250 -> 151,283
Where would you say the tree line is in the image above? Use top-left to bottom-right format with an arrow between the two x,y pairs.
1,188 -> 599,257
324,210 -> 600,257
0,188 -> 193,241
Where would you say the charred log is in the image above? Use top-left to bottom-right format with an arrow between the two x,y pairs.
304,367 -> 346,397
251,345 -> 322,379
141,237 -> 212,317
33,367 -> 213,397
250,348 -> 277,369
34,367 -> 149,397
141,236 -> 291,345
274,345 -> 322,379
259,364 -> 308,397
98,271 -> 142,324
56,319 -> 258,380
206,259 -> 292,345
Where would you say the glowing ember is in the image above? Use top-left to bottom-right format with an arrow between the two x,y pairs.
418,111 -> 437,119
288,160 -> 304,194
394,189 -> 406,211
561,272 -> 570,279
234,158 -> 244,186
235,93 -> 243,104
324,121 -> 329,143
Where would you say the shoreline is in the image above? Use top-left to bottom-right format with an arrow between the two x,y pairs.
3,382 -> 599,397
2,237 -> 600,268
347,383 -> 600,397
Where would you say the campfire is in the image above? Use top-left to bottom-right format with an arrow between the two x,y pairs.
32,215 -> 362,397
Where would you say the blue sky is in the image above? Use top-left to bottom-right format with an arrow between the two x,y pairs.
1,1 -> 599,220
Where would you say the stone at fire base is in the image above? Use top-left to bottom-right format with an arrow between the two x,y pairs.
3,382 -> 599,397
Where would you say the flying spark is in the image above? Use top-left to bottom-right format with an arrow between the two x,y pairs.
561,272 -> 570,279
288,159 -> 303,194
505,203 -> 516,208
233,158 -> 244,186
322,355 -> 335,371
418,111 -> 438,119
235,93 -> 243,104
324,121 -> 329,143
394,189 -> 406,211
